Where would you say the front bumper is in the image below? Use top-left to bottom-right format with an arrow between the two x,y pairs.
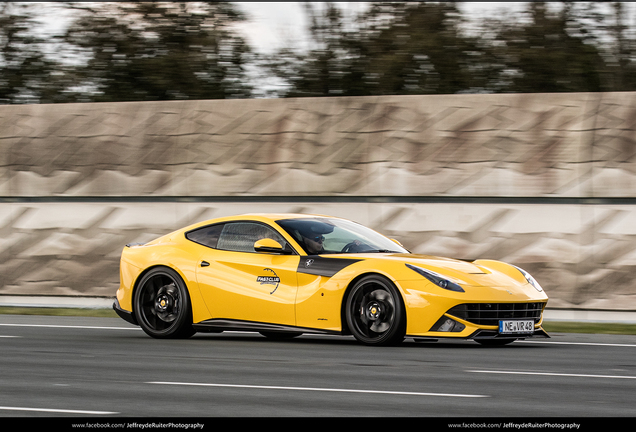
406,301 -> 550,341
113,299 -> 138,326
469,327 -> 550,340
409,327 -> 550,341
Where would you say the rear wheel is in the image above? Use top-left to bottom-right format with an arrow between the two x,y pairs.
134,267 -> 195,339
345,275 -> 406,346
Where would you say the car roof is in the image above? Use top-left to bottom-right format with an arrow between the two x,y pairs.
183,213 -> 337,232
244,213 -> 335,220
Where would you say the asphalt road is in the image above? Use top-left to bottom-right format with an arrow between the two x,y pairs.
1,314 -> 635,421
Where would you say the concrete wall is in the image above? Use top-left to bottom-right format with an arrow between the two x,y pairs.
1,92 -> 636,309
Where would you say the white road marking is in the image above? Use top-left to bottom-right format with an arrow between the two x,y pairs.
0,335 -> 19,338
519,340 -> 636,348
147,381 -> 489,398
469,370 -> 636,380
0,405 -> 118,415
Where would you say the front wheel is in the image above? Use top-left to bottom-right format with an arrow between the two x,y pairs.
134,267 -> 195,339
345,275 -> 406,346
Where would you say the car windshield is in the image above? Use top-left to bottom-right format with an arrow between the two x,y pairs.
276,218 -> 409,255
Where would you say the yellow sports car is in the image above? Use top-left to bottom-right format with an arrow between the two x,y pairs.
114,213 -> 549,346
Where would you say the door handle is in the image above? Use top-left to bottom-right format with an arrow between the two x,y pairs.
200,261 -> 210,267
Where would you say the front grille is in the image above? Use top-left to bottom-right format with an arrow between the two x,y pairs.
447,302 -> 545,326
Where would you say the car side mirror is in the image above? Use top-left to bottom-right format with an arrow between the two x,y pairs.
254,238 -> 285,254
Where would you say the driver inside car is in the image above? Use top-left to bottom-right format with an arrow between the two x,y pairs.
283,219 -> 378,255
294,221 -> 335,255
301,232 -> 325,254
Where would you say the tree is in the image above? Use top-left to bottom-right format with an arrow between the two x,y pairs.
61,2 -> 253,102
356,2 -> 484,95
3,2 -> 636,102
603,2 -> 636,91
265,3 -> 359,98
0,3 -> 60,103
266,2 -> 636,97
478,2 -> 612,93
266,2 -> 484,97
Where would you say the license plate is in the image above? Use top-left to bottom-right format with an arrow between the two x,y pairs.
499,320 -> 534,334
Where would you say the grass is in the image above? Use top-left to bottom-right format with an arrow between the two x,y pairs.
542,321 -> 636,335
0,306 -> 635,335
0,306 -> 118,318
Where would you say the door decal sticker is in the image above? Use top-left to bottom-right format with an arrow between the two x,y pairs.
256,268 -> 281,295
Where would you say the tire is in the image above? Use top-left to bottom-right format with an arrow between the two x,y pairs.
133,267 -> 195,339
345,275 -> 406,346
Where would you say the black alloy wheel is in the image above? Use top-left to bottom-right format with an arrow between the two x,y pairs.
345,275 -> 406,346
134,267 -> 195,339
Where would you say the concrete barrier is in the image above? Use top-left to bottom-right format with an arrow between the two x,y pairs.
1,92 -> 636,310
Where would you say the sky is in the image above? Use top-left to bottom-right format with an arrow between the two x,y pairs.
233,2 -> 370,53
232,2 -> 529,54
35,2 -> 636,53
36,2 -> 634,58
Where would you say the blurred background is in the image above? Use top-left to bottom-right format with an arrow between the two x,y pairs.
2,2 -> 636,102
1,2 -> 636,312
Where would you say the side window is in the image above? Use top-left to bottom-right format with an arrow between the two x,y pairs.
217,222 -> 290,253
185,224 -> 225,249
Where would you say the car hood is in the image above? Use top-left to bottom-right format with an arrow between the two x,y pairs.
329,253 -> 528,288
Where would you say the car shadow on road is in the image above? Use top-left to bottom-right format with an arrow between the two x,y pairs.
183,332 -> 548,349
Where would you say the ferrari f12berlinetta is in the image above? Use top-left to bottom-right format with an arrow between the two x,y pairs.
114,213 -> 549,346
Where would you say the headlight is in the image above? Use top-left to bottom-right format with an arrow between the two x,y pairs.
406,263 -> 465,293
513,265 -> 543,292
